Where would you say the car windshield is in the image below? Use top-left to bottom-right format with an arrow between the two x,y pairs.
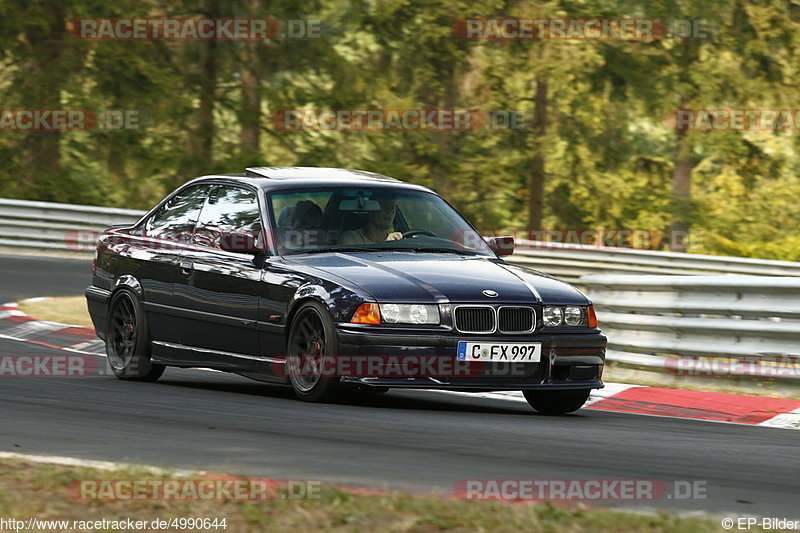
269,187 -> 494,256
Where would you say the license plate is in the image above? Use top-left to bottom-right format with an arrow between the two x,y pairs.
457,341 -> 541,362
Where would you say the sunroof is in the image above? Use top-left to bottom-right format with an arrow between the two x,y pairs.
245,167 -> 398,181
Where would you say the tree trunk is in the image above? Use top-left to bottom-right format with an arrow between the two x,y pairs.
240,0 -> 264,164
669,128 -> 692,252
174,0 -> 218,188
528,77 -> 548,231
424,62 -> 458,199
20,2 -> 67,199
669,38 -> 699,252
184,0 -> 220,170
196,37 -> 217,161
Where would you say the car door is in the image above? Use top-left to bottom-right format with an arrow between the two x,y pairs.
136,183 -> 210,345
171,184 -> 264,368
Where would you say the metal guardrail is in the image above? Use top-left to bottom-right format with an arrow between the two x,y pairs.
0,198 -> 143,253
508,240 -> 800,281
581,274 -> 800,380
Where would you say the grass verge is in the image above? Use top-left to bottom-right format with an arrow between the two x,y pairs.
17,296 -> 94,328
0,458 -> 740,532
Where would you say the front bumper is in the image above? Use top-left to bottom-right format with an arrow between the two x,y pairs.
336,325 -> 606,391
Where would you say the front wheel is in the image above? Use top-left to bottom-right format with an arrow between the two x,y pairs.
106,289 -> 165,382
523,389 -> 590,415
286,302 -> 341,402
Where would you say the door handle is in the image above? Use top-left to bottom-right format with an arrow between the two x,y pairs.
179,259 -> 194,274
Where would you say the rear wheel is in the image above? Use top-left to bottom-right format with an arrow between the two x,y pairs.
523,389 -> 590,415
106,289 -> 165,381
286,302 -> 341,402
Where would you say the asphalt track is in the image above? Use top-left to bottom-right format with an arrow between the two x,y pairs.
0,252 -> 798,518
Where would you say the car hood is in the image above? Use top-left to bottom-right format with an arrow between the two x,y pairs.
285,252 -> 588,304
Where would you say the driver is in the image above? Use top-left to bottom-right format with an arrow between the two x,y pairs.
340,197 -> 403,244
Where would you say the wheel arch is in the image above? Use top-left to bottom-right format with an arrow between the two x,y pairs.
285,281 -> 364,327
111,275 -> 144,300
285,294 -> 334,344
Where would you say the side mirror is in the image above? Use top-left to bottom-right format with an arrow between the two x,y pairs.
487,236 -> 514,256
220,231 -> 262,254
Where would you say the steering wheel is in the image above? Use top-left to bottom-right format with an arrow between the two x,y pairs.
402,229 -> 438,239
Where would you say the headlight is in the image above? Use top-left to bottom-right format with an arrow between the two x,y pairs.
564,306 -> 584,326
381,303 -> 402,323
542,305 -> 594,327
379,303 -> 439,325
542,306 -> 563,327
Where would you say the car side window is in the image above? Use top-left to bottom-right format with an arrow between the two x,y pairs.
269,190 -> 333,253
193,185 -> 262,249
145,185 -> 210,242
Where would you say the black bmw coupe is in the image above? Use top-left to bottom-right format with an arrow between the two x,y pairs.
86,167 -> 606,414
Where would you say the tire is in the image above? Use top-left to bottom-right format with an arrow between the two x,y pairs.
286,301 -> 341,402
523,389 -> 590,415
105,289 -> 165,382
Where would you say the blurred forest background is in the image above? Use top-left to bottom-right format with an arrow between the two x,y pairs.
1,0 -> 799,259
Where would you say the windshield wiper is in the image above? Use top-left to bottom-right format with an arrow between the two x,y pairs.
291,246 -> 388,255
404,247 -> 479,256
291,246 -> 480,256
